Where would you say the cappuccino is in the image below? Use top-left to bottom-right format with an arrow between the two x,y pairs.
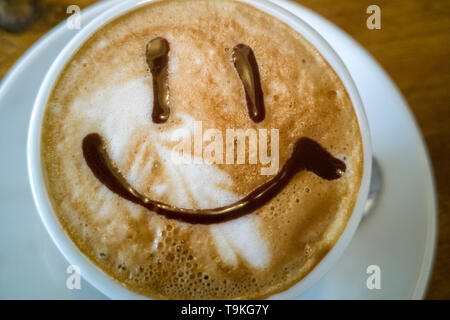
41,0 -> 363,299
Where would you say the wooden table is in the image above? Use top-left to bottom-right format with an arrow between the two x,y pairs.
0,0 -> 448,299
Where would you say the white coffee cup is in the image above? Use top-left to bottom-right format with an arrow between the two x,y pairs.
27,0 -> 372,299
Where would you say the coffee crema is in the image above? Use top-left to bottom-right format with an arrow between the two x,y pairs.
41,0 -> 363,299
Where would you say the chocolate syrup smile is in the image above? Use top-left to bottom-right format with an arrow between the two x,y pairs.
82,133 -> 345,225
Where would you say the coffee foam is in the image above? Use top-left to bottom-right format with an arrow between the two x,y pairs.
41,0 -> 363,299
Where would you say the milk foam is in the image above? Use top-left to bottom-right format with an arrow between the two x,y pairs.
71,75 -> 269,267
211,215 -> 270,269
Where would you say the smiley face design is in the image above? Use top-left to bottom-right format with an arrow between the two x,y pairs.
82,37 -> 346,225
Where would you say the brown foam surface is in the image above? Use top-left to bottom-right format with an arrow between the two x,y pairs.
41,0 -> 363,299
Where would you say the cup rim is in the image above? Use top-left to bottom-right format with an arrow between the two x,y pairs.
27,0 -> 372,299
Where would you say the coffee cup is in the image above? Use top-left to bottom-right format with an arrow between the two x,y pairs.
28,0 -> 372,299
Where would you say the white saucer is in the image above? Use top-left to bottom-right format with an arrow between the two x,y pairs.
0,0 -> 437,299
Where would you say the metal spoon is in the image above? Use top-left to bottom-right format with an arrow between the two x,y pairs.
363,157 -> 382,217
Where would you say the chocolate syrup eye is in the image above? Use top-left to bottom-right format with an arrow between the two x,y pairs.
146,37 -> 170,123
231,44 -> 265,123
